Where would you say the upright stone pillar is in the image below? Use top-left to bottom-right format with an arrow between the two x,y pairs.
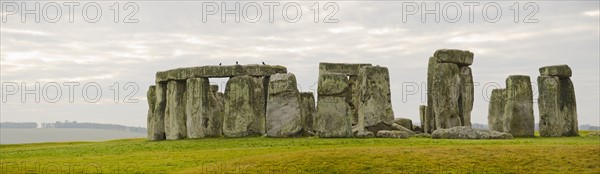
186,78 -> 217,139
316,73 -> 352,137
426,57 -> 437,133
208,85 -> 224,137
149,83 -> 167,141
348,76 -> 360,125
459,66 -> 474,127
419,105 -> 428,133
426,49 -> 474,132
538,65 -> 578,137
147,85 -> 165,141
432,63 -> 462,129
502,75 -> 534,137
488,89 -> 506,132
165,80 -> 187,140
266,73 -> 304,137
300,92 -> 316,134
223,76 -> 264,137
357,66 -> 394,134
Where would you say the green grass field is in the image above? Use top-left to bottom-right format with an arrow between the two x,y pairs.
1,131 -> 599,173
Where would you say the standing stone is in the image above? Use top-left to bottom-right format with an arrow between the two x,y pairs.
223,76 -> 264,137
165,80 -> 187,140
266,73 -> 303,137
419,105 -> 428,133
300,92 -> 316,134
432,63 -> 462,129
186,78 -> 222,139
253,76 -> 268,135
348,76 -> 360,125
357,66 -> 395,134
394,118 -> 413,131
185,78 -> 208,139
538,65 -> 578,137
426,57 -> 437,133
427,49 -> 475,132
459,66 -> 473,127
147,85 -> 165,141
488,89 -> 506,132
502,75 -> 534,137
150,83 -> 167,141
207,85 -> 224,137
316,73 -> 352,138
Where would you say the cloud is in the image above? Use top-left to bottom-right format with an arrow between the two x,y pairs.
583,10 -> 599,17
1,1 -> 598,127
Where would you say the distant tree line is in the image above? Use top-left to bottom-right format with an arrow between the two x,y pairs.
0,122 -> 38,128
1,121 -> 146,134
40,121 -> 147,134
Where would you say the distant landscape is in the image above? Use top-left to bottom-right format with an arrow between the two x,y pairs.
1,121 -> 598,145
0,121 -> 146,144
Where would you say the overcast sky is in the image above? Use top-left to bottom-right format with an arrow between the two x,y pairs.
1,1 -> 598,127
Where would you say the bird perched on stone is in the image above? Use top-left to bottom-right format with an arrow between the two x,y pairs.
262,62 -> 265,65
219,63 -> 222,66
236,61 -> 239,65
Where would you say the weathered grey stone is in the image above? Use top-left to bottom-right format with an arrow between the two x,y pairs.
149,83 -> 167,141
433,49 -> 474,66
418,105 -> 425,131
538,75 -> 579,137
427,49 -> 475,133
391,123 -> 416,136
394,118 -> 413,131
208,88 -> 224,137
319,62 -> 372,76
459,66 -> 473,127
266,73 -> 304,137
488,89 -> 506,132
165,80 -> 187,140
412,125 -> 423,133
539,64 -> 572,78
319,62 -> 371,126
210,85 -> 219,92
348,76 -> 359,125
376,130 -> 409,139
156,65 -> 287,82
253,76 -> 268,135
185,78 -> 209,139
185,78 -> 222,138
503,75 -> 535,137
223,76 -> 265,137
355,131 -> 375,138
432,126 -> 513,139
318,72 -> 349,95
432,63 -> 462,129
425,57 -> 437,133
357,66 -> 394,134
147,85 -> 165,141
316,73 -> 352,138
300,92 -> 316,134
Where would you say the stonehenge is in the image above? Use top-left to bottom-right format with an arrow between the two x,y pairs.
487,75 -> 535,137
425,49 -> 474,133
538,65 -> 578,137
147,51 -> 580,141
